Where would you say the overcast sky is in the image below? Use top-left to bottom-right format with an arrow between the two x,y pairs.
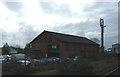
0,0 -> 119,49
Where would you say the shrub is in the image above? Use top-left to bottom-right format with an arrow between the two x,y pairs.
87,52 -> 116,61
87,52 -> 101,61
7,63 -> 57,75
57,58 -> 93,75
9,65 -> 33,75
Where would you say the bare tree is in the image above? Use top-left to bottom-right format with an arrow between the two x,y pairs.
2,43 -> 10,55
90,38 -> 100,44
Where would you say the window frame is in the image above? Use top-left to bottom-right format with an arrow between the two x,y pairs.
52,45 -> 57,49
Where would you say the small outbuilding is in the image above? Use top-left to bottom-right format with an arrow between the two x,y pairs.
112,43 -> 120,54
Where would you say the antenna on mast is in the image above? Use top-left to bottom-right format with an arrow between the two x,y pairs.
100,18 -> 106,53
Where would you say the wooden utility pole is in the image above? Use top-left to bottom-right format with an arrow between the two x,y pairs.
100,18 -> 106,53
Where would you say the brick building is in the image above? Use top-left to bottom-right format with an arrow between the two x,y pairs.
27,30 -> 100,58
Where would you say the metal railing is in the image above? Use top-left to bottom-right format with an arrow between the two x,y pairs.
103,66 -> 120,77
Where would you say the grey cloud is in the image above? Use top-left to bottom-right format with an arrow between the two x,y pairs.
1,30 -> 8,44
83,2 -> 116,13
52,19 -> 101,37
40,2 -> 72,18
82,2 -> 117,18
118,1 -> 120,43
2,30 -> 20,47
3,2 -> 25,17
3,2 -> 24,12
2,25 -> 38,48
19,25 -> 38,44
18,22 -> 26,26
82,2 -> 118,44
105,34 -> 118,48
51,10 -> 118,49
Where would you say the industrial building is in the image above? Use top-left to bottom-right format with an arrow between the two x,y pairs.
27,30 -> 100,58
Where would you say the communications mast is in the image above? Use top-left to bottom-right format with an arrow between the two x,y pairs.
100,18 -> 106,52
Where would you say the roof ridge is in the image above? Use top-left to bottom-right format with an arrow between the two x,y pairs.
31,30 -> 99,45
44,30 -> 85,39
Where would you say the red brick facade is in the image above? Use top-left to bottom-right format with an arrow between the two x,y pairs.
30,31 -> 100,58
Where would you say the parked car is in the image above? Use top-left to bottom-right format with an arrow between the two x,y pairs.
106,49 -> 112,52
11,54 -> 25,60
50,57 -> 60,63
40,58 -> 55,65
73,56 -> 81,61
2,55 -> 11,61
30,58 -> 55,65
17,60 -> 30,66
30,59 -> 41,66
60,57 -> 70,62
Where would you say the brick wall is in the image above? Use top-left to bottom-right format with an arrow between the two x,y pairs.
31,32 -> 100,58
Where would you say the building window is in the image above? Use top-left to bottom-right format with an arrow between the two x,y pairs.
65,44 -> 68,50
52,45 -> 57,49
